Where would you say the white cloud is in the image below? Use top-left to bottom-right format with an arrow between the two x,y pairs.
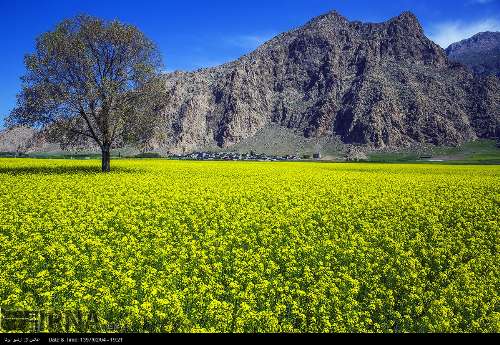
429,18 -> 500,47
469,0 -> 495,4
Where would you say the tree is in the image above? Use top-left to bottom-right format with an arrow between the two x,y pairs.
7,15 -> 164,172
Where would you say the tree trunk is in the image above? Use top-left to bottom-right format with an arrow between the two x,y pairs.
101,146 -> 111,173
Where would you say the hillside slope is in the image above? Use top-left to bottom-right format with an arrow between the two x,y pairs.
158,11 -> 499,154
446,31 -> 500,77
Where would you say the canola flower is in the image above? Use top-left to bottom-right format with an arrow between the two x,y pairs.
0,158 -> 498,333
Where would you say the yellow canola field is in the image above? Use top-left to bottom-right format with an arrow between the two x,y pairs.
0,158 -> 498,332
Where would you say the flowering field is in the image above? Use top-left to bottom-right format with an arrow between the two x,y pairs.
0,158 -> 498,333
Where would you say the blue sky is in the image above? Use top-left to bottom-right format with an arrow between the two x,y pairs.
1,0 -> 499,126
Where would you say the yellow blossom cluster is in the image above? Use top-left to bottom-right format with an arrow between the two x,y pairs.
0,159 -> 498,332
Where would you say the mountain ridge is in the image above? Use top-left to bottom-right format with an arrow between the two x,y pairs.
155,10 -> 498,154
1,11 -> 499,156
446,31 -> 500,77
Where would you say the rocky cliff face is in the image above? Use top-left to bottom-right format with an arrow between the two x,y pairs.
158,11 -> 499,153
446,32 -> 500,77
0,126 -> 36,153
0,126 -> 58,153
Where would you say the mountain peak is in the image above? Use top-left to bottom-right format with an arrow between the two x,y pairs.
158,10 -> 498,153
388,11 -> 423,34
305,10 -> 349,27
300,10 -> 425,35
446,31 -> 500,77
321,10 -> 347,20
447,31 -> 500,51
471,31 -> 500,39
395,11 -> 418,22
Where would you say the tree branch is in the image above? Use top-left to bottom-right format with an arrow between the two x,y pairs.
79,106 -> 102,148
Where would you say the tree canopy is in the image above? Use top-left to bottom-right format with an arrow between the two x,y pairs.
7,15 -> 164,171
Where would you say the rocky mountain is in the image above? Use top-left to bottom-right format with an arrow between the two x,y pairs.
446,32 -> 500,77
0,126 -> 58,154
158,11 -> 499,154
0,126 -> 36,153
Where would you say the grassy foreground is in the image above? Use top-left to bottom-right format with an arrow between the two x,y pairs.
0,159 -> 499,333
